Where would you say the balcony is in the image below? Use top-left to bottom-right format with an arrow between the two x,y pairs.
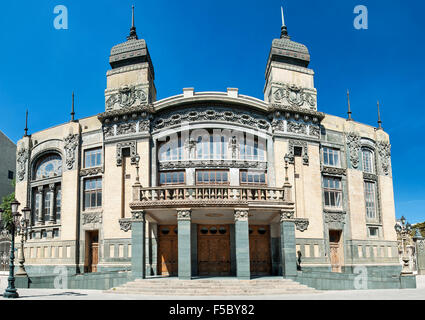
130,185 -> 293,209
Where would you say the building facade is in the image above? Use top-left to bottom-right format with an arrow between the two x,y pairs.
0,130 -> 16,201
15,14 -> 400,279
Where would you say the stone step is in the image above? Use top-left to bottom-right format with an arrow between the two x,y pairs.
108,288 -> 317,295
121,283 -> 311,289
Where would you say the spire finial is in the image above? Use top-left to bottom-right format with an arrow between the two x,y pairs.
70,91 -> 75,122
24,109 -> 28,137
127,5 -> 138,40
377,100 -> 383,130
347,89 -> 352,121
280,6 -> 289,38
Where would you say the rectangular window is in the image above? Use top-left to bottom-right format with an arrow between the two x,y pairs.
196,170 -> 229,185
84,178 -> 102,209
55,187 -> 61,222
240,170 -> 267,185
369,227 -> 379,238
84,148 -> 102,168
322,147 -> 340,167
364,181 -> 377,220
8,170 -> 13,180
159,171 -> 185,185
323,177 -> 342,209
44,190 -> 52,222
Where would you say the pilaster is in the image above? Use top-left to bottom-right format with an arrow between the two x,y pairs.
177,208 -> 192,280
234,208 -> 250,280
131,210 -> 146,279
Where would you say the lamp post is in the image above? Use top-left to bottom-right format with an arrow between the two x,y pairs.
1,199 -> 22,298
135,154 -> 141,185
394,216 -> 413,275
15,206 -> 31,277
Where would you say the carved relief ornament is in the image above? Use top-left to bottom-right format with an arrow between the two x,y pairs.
346,132 -> 361,169
177,209 -> 192,221
17,148 -> 29,181
272,84 -> 316,110
63,134 -> 79,170
234,209 -> 249,221
377,141 -> 391,176
106,85 -> 147,111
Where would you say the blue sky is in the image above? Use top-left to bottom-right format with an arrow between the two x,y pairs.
0,0 -> 424,223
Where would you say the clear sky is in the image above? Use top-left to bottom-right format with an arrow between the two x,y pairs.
0,0 -> 424,223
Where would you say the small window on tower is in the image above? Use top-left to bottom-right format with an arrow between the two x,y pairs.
294,147 -> 303,157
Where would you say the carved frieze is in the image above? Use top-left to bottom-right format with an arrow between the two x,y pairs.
80,167 -> 104,177
309,125 -> 320,138
234,209 -> 249,221
63,134 -> 79,170
159,160 -> 267,170
346,132 -> 361,169
106,85 -> 147,111
82,212 -> 102,225
322,166 -> 346,176
116,141 -> 137,166
377,141 -> 391,176
272,83 -> 316,110
132,210 -> 146,221
363,172 -> 378,182
153,108 -> 270,131
177,209 -> 192,221
324,211 -> 346,224
280,210 -> 295,221
104,119 -> 150,139
287,121 -> 307,135
17,148 -> 29,181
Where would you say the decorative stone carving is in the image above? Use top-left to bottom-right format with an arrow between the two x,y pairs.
116,141 -> 137,166
132,210 -> 146,221
106,85 -> 147,111
280,210 -> 295,221
119,219 -> 132,232
82,212 -> 102,225
322,166 -> 346,176
177,209 -> 192,221
346,132 -> 361,169
377,141 -> 391,176
234,209 -> 249,221
363,172 -> 378,182
324,211 -> 346,224
287,121 -> 307,135
153,108 -> 270,131
309,125 -> 320,138
80,167 -> 104,177
272,84 -> 316,110
159,160 -> 267,171
287,140 -> 309,165
63,134 -> 79,170
17,148 -> 28,181
294,219 -> 309,232
116,121 -> 137,136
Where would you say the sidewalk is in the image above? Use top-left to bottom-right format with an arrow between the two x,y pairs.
1,275 -> 424,300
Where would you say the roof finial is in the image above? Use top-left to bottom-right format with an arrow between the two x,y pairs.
127,5 -> 138,40
71,91 -> 75,122
280,6 -> 289,38
347,89 -> 353,121
24,109 -> 28,137
377,100 -> 383,130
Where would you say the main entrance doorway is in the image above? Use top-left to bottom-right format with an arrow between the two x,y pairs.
158,225 -> 178,276
198,224 -> 231,276
85,230 -> 99,273
249,225 -> 271,275
329,230 -> 343,273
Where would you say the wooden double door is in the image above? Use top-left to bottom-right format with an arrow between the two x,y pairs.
86,231 -> 98,273
198,225 -> 231,276
249,225 -> 271,275
158,225 -> 178,276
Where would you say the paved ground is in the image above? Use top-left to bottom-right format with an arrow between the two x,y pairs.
0,274 -> 424,300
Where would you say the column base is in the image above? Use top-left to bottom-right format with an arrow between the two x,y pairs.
3,289 -> 19,299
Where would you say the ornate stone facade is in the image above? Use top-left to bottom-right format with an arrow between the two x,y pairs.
106,85 -> 148,111
63,133 -> 79,170
17,147 -> 28,181
116,141 -> 137,166
346,132 -> 361,169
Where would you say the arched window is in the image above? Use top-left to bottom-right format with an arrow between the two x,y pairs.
362,148 -> 374,174
34,154 -> 62,180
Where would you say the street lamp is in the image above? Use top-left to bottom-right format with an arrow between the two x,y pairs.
15,206 -> 31,277
135,154 -> 141,184
394,216 -> 413,275
0,199 -> 22,298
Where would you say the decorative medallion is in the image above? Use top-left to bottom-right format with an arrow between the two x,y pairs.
82,212 -> 102,225
63,134 -> 79,170
377,141 -> 391,176
119,219 -> 132,232
294,219 -> 309,232
17,148 -> 29,181
346,132 -> 361,169
106,85 -> 147,111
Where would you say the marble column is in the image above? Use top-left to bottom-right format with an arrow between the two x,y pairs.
280,210 -> 297,277
234,208 -> 250,280
48,184 -> 56,224
36,186 -> 44,226
131,210 -> 146,279
177,208 -> 192,280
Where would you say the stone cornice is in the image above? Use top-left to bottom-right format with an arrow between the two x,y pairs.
269,104 -> 325,121
97,105 -> 155,123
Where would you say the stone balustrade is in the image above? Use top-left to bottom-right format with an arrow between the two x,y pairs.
131,185 -> 291,208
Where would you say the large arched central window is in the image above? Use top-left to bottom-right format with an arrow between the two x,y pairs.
30,153 -> 62,231
34,154 -> 62,180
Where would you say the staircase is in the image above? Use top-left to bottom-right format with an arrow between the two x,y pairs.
105,278 -> 318,296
